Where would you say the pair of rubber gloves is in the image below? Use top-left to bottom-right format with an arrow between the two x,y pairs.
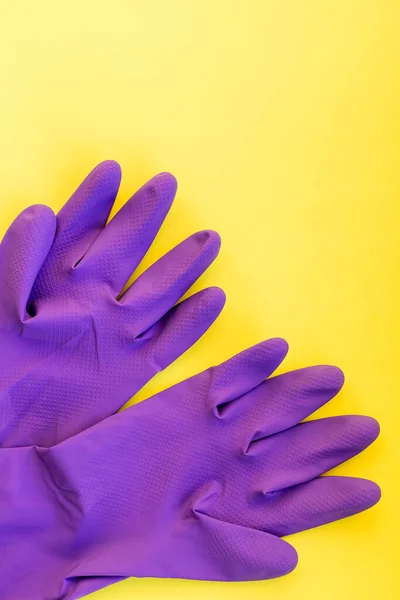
0,161 -> 380,600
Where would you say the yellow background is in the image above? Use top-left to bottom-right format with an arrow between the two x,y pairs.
1,1 -> 399,598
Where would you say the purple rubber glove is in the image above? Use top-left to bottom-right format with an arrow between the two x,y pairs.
0,339 -> 380,599
0,161 -> 224,447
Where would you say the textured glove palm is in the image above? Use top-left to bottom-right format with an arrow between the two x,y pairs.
0,161 -> 224,447
0,339 -> 380,599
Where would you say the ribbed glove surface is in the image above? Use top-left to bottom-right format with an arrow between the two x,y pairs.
0,339 -> 380,599
0,161 -> 224,447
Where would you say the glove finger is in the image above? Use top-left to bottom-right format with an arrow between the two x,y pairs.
119,230 -> 220,337
60,515 -> 297,585
206,339 -> 289,417
225,365 -> 344,446
248,415 -> 379,492
51,161 -> 122,268
136,286 -> 225,375
189,512 -> 298,580
0,205 -> 56,323
79,172 -> 177,294
261,475 -> 381,536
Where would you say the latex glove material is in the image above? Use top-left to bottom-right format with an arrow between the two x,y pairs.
0,339 -> 380,599
0,161 -> 224,447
